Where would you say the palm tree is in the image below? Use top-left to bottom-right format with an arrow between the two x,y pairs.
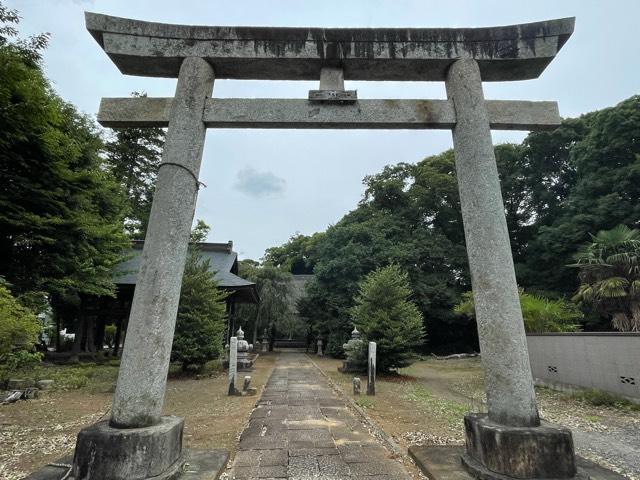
571,225 -> 640,331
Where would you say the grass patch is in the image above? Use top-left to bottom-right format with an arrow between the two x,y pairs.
566,388 -> 640,411
10,358 -> 226,393
354,396 -> 375,409
402,384 -> 469,428
6,362 -> 120,392
168,359 -> 224,378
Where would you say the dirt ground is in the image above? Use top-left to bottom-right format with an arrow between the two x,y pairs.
313,356 -> 640,480
0,354 -> 277,480
3,354 -> 638,479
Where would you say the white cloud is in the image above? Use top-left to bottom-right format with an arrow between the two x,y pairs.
234,167 -> 286,199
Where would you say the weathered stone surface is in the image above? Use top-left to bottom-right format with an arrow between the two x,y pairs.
85,13 -> 574,81
228,336 -> 238,396
445,59 -> 539,428
180,449 -> 229,479
463,413 -> 576,479
367,341 -> 376,396
229,353 -> 411,479
98,97 -> 561,131
235,328 -> 253,370
409,445 -> 473,480
27,449 -> 229,480
7,378 -> 34,389
110,57 -> 215,428
409,445 -> 625,480
353,377 -> 361,395
72,416 -> 184,480
319,67 -> 344,90
36,379 -> 54,390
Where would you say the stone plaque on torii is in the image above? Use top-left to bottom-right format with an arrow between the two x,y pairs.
52,12 -> 582,480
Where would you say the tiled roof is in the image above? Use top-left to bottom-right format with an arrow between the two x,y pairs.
114,240 -> 255,290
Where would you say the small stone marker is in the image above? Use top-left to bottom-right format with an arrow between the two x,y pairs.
317,339 -> 323,356
353,377 -> 361,395
36,379 -> 54,390
228,336 -> 238,396
243,376 -> 252,392
261,327 -> 268,353
7,379 -> 34,390
367,341 -> 376,396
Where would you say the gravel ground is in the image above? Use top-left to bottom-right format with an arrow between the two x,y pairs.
0,355 -> 277,480
314,357 -> 640,480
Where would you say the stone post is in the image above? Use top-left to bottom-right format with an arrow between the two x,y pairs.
445,59 -> 576,478
353,377 -> 361,395
262,327 -> 268,353
367,341 -> 376,396
228,336 -> 238,396
445,59 -> 539,429
317,338 -> 323,356
110,57 -> 215,428
319,67 -> 344,90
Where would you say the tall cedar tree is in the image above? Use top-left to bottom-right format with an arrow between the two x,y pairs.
172,221 -> 227,371
351,265 -> 424,372
104,97 -> 165,239
105,98 -> 165,240
0,5 -> 129,306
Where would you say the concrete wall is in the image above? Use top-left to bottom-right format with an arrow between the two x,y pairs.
526,333 -> 640,401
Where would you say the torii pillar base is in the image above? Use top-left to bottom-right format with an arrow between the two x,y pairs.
72,416 -> 185,479
461,414 -> 581,479
26,417 -> 228,480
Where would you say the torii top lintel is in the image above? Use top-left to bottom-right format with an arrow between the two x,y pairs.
85,12 -> 574,82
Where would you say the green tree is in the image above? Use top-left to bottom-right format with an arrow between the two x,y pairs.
520,97 -> 640,294
297,152 -> 472,355
237,264 -> 293,346
171,221 -> 227,371
104,100 -> 165,238
263,232 -> 324,274
571,225 -> 640,331
265,96 -> 640,350
0,4 -> 129,305
455,290 -> 582,333
351,265 -> 424,372
0,281 -> 42,380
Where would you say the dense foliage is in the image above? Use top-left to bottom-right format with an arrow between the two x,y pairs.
351,265 -> 424,372
571,225 -> 640,331
263,233 -> 324,274
519,97 -> 640,295
0,281 -> 42,380
236,261 -> 294,345
172,222 -> 227,371
104,101 -> 165,239
282,96 -> 640,353
0,5 -> 129,309
455,290 -> 582,333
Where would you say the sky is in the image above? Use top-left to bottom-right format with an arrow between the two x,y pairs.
8,0 -> 640,260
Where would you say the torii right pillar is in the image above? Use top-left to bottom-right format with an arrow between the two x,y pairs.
446,59 -> 577,479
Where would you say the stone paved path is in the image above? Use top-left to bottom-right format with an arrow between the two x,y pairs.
229,352 -> 411,479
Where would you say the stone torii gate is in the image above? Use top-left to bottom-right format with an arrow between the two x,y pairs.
71,12 -> 578,480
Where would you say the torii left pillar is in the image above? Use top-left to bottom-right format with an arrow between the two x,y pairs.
71,57 -> 219,479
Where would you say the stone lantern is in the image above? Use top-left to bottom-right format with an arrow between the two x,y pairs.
236,327 -> 253,370
340,326 -> 365,373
